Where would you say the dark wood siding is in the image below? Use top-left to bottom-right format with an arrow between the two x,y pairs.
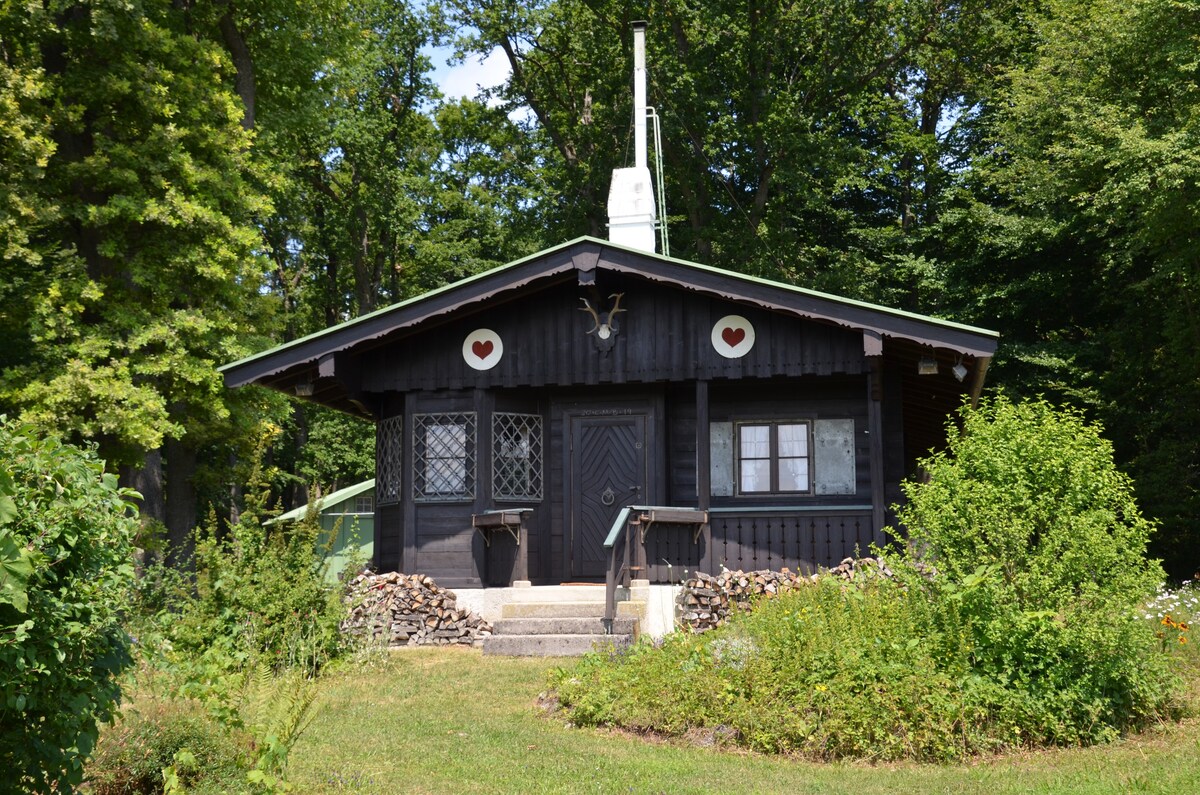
707,377 -> 872,506
412,502 -> 480,587
377,503 -> 402,573
642,509 -> 879,582
667,386 -> 698,505
360,280 -> 866,393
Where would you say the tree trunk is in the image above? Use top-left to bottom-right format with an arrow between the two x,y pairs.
217,8 -> 256,130
164,436 -> 198,567
120,448 -> 165,566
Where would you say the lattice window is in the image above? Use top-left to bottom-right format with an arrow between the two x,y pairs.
376,416 -> 403,505
413,413 -> 476,501
493,412 -> 543,501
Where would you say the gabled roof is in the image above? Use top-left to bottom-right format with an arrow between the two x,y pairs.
222,237 -> 998,410
266,479 -> 375,525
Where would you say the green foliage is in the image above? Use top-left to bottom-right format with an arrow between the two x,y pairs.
88,661 -> 319,794
294,405 -> 375,491
900,395 -> 1162,610
555,576 -> 989,761
937,0 -> 1200,576
553,398 -> 1181,759
0,417 -> 140,791
88,694 -> 251,795
164,473 -> 347,676
0,0 -> 275,465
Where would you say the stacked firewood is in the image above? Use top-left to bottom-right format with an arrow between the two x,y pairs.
341,571 -> 492,648
678,557 -> 900,633
678,569 -> 806,632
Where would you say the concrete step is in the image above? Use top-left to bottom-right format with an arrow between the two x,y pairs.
500,601 -> 607,619
492,617 -> 637,636
504,585 -> 615,603
481,633 -> 633,657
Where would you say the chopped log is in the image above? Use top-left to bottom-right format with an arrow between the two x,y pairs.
340,570 -> 492,649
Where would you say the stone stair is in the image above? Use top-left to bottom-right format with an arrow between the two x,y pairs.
480,585 -> 641,657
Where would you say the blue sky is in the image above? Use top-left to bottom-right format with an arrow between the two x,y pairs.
426,43 -> 510,100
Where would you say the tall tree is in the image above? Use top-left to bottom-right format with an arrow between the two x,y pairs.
938,0 -> 1200,575
443,0 -> 1026,299
0,0 -> 275,556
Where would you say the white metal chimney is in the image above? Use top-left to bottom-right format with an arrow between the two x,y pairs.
607,21 -> 657,253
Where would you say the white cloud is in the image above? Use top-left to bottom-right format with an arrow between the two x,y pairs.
431,46 -> 510,101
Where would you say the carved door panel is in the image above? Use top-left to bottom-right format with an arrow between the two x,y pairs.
568,414 -> 647,579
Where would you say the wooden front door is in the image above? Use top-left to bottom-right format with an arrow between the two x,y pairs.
568,413 -> 648,579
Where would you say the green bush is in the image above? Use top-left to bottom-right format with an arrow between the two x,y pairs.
552,397 -> 1181,759
164,509 -> 345,674
140,428 -> 349,676
556,575 -> 991,761
896,396 -> 1177,739
0,417 -> 140,790
899,395 -> 1161,612
87,695 -> 251,794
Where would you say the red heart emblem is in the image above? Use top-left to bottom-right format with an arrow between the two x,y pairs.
721,327 -> 745,347
471,340 -> 494,360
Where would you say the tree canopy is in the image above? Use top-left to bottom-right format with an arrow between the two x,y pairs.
0,0 -> 1194,575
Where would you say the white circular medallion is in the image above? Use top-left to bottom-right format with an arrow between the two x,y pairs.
711,315 -> 755,358
463,328 -> 503,370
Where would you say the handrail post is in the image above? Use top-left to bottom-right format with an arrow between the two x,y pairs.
623,516 -> 632,586
515,515 -> 529,584
604,551 -> 616,634
602,506 -> 633,634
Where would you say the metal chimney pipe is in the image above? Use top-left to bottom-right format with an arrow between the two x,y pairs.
632,21 -> 648,171
607,21 -> 656,253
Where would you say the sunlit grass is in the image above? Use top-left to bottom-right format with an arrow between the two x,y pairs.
288,647 -> 1200,795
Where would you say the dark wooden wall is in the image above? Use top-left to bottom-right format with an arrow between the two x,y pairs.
359,279 -> 866,393
362,281 -> 908,586
640,509 -> 882,582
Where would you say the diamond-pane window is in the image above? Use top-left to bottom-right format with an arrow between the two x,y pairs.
376,416 -> 403,505
493,413 -> 543,501
413,413 -> 476,501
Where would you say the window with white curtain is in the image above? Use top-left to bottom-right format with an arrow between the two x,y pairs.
736,421 -> 811,495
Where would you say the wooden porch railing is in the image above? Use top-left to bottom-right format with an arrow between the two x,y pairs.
602,505 -> 708,633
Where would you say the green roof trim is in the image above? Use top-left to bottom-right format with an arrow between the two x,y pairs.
266,479 -> 375,525
223,236 -> 997,375
220,239 -> 590,375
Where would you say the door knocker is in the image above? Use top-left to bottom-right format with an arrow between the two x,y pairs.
600,486 -> 616,506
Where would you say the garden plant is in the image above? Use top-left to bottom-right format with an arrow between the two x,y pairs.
551,396 -> 1187,760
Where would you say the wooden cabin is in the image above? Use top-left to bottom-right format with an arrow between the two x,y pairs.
222,236 -> 998,590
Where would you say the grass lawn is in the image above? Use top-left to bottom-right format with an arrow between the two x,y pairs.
288,647 -> 1200,795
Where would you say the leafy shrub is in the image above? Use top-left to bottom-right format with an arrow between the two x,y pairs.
899,395 -> 1162,612
557,575 -> 990,761
88,695 -> 250,794
165,510 -> 345,674
896,396 -> 1178,739
88,661 -> 318,794
0,417 -> 140,790
552,397 -> 1182,759
146,428 -> 349,675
